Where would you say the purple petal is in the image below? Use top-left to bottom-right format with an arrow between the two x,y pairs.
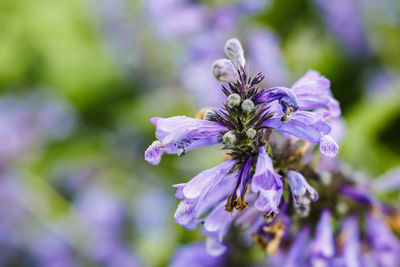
254,191 -> 281,214
373,167 -> 400,193
341,216 -> 362,267
310,210 -> 335,261
151,116 -> 227,156
144,140 -> 163,165
183,159 -> 236,199
256,87 -> 298,112
203,201 -> 235,242
284,227 -> 310,267
340,186 -> 375,206
287,170 -> 318,206
173,183 -> 186,199
205,237 -> 227,257
246,30 -> 288,87
170,242 -> 225,267
174,199 -> 197,227
319,135 -> 339,157
204,202 -> 229,232
263,111 -> 331,143
252,147 -> 283,213
291,70 -> 341,117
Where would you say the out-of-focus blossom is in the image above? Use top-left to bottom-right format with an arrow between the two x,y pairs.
170,242 -> 225,267
0,92 -> 76,163
314,0 -> 369,56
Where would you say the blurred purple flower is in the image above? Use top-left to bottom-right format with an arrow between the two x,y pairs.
314,0 -> 369,56
170,242 -> 225,267
309,210 -> 335,265
0,92 -> 75,163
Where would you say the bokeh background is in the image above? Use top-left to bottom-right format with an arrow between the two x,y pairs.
0,0 -> 399,266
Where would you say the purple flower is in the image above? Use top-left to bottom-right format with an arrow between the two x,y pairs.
251,147 -> 282,214
372,167 -> 400,194
170,242 -> 225,267
145,0 -> 206,40
259,71 -> 340,157
366,214 -> 400,267
309,210 -> 335,265
341,216 -> 362,267
246,30 -> 288,87
32,233 -> 79,267
287,170 -> 318,207
145,116 -> 227,164
340,185 -> 376,206
283,227 -> 310,267
314,0 -> 369,56
173,159 -> 236,227
203,201 -> 236,246
146,38 -> 349,260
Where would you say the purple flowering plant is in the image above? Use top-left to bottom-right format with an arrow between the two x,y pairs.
145,39 -> 400,265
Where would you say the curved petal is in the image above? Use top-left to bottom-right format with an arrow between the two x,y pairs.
287,170 -> 318,206
292,70 -> 341,117
151,116 -> 227,157
183,159 -> 236,199
256,87 -> 298,112
205,237 -> 227,257
174,199 -> 197,227
144,140 -> 163,165
310,210 -> 335,262
263,111 -> 331,143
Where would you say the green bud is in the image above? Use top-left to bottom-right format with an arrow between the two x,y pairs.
203,110 -> 217,121
241,99 -> 254,114
246,128 -> 257,139
227,94 -> 241,108
222,131 -> 236,145
224,38 -> 245,69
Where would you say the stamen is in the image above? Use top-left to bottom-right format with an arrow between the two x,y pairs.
177,148 -> 185,157
263,221 -> 285,255
280,106 -> 294,124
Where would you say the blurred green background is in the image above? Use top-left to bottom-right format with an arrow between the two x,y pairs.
0,0 -> 399,266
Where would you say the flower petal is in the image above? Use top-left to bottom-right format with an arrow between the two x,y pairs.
205,237 -> 227,257
174,199 -> 197,227
263,111 -> 331,143
144,140 -> 163,165
183,159 -> 236,199
319,135 -> 339,157
310,210 -> 335,261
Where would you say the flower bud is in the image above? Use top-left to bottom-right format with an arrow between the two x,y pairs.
224,38 -> 245,68
212,59 -> 238,82
241,99 -> 254,114
227,94 -> 241,108
222,131 -> 236,145
246,128 -> 257,139
203,110 -> 217,121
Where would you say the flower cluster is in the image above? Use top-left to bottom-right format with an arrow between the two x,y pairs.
145,38 -> 345,253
